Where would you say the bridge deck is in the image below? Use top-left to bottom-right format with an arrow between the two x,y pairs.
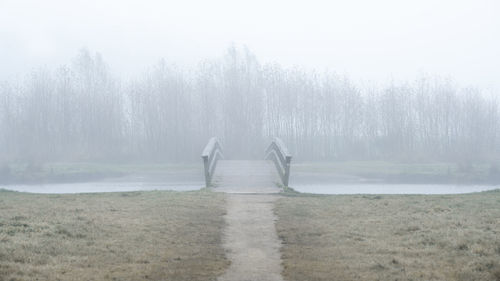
212,160 -> 282,193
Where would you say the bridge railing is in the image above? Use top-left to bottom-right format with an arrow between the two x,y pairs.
266,137 -> 292,187
201,137 -> 223,187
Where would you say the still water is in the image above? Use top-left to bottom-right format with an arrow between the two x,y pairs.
1,169 -> 204,194
290,171 -> 499,194
2,167 -> 498,195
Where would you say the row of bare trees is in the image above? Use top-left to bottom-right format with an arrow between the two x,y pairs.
1,47 -> 498,163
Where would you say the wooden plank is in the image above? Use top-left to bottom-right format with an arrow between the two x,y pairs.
212,160 -> 282,193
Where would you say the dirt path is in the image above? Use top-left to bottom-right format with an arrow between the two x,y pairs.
218,194 -> 284,281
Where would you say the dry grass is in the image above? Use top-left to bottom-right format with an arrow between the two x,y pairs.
0,189 -> 229,281
275,189 -> 500,281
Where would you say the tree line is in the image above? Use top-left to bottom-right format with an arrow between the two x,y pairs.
1,46 -> 498,164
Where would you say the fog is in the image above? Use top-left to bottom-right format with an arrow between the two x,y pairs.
3,4 -> 500,281
1,1 -> 500,184
1,0 -> 499,92
1,45 -> 499,163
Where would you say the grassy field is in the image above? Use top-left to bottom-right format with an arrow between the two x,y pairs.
3,182 -> 500,281
293,161 -> 500,184
275,189 -> 500,281
0,189 -> 228,281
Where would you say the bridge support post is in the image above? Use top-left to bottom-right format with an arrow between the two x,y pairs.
283,155 -> 291,187
202,155 -> 210,188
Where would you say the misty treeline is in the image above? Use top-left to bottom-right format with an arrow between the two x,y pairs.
0,47 -> 498,164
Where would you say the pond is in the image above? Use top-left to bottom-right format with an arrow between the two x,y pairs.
290,171 -> 499,194
2,165 -> 499,195
0,168 -> 205,194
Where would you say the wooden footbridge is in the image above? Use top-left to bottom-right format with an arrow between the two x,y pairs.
201,137 -> 292,193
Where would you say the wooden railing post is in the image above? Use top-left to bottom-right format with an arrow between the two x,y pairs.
283,155 -> 291,187
202,155 -> 210,188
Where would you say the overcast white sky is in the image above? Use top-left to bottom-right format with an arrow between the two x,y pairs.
1,0 -> 499,90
